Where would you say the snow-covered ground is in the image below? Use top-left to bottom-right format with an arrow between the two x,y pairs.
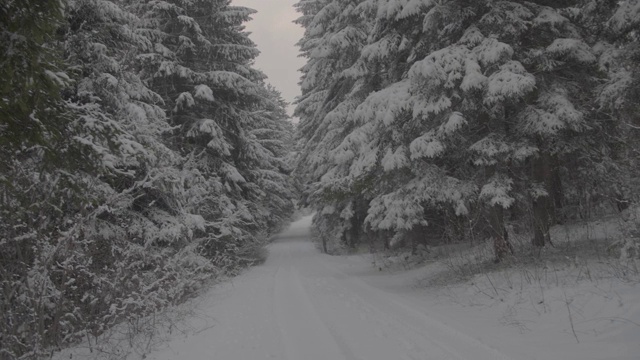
56,215 -> 640,360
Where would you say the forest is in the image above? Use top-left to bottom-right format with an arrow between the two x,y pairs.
294,0 -> 640,259
1,0 -> 639,359
1,0 -> 295,358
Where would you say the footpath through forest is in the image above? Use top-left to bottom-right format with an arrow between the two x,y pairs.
138,215 -> 637,360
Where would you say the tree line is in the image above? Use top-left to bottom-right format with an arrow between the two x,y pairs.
293,0 -> 640,256
0,0 -> 295,358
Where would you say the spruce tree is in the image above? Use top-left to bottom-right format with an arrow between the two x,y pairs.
1,0 -> 295,356
294,0 -> 375,252
296,0 -> 609,259
136,0 -> 294,260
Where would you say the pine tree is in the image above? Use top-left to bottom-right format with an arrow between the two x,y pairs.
136,0 -> 294,261
294,0 -> 377,252
245,85 -> 297,232
397,1 -> 599,255
295,0 -> 609,260
0,0 -> 67,152
580,0 -> 640,259
53,0 -> 220,349
584,0 -> 640,202
2,0 -> 294,357
0,1 -> 82,356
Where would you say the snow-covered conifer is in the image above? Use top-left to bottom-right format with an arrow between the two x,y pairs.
294,0 -> 374,252
296,0 -> 611,259
0,1 -> 295,356
136,0 -> 294,259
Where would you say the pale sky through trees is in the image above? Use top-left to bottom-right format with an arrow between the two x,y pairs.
233,0 -> 305,120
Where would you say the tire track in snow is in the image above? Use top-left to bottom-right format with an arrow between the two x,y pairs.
142,215 -> 516,360
272,243 -> 354,360
296,255 -> 465,360
303,252 -> 514,360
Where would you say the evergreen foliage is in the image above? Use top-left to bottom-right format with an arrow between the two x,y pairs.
294,0 -> 638,258
0,1 -> 294,358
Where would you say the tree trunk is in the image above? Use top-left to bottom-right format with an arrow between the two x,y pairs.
550,154 -> 564,224
485,165 -> 513,261
532,151 -> 552,247
489,204 -> 512,261
349,214 -> 359,249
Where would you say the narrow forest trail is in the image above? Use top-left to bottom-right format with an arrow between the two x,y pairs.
147,215 -> 513,360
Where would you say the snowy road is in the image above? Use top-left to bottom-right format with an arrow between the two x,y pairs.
148,216 -> 512,360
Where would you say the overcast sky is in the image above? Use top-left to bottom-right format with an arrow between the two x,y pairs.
232,0 -> 306,118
